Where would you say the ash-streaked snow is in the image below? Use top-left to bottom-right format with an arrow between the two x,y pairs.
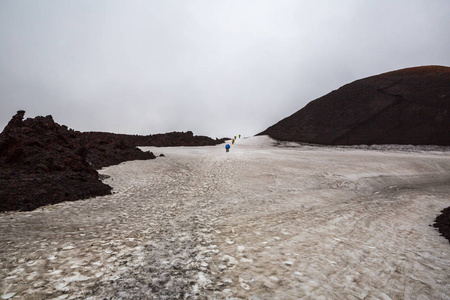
1,136 -> 449,299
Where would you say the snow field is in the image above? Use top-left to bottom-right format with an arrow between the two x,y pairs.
1,136 -> 449,299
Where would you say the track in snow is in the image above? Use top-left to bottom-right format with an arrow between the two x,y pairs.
1,136 -> 449,299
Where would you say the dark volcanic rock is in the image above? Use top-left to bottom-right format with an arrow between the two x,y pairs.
259,65 -> 450,244
0,110 -> 225,212
259,66 -> 450,145
0,111 -> 156,212
138,131 -> 227,147
0,112 -> 111,211
79,133 -> 156,169
82,131 -> 227,148
79,131 -> 225,168
434,207 -> 450,244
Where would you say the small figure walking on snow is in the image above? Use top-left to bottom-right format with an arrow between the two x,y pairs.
232,139 -> 235,145
225,144 -> 230,152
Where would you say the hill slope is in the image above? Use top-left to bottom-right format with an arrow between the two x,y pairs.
259,66 -> 450,145
0,110 -> 227,212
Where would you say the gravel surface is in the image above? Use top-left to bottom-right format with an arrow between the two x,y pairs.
1,136 -> 449,299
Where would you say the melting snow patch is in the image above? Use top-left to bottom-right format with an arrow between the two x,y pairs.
26,260 -> 37,266
237,245 -> 245,252
240,282 -> 250,290
222,255 -> 238,267
1,293 -> 16,300
225,238 -> 235,245
65,272 -> 91,282
54,282 -> 69,292
197,272 -> 211,287
269,276 -> 279,281
49,295 -> 69,300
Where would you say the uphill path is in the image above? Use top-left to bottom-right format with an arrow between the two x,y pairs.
1,136 -> 450,299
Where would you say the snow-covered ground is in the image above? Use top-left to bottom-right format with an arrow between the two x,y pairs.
1,136 -> 449,299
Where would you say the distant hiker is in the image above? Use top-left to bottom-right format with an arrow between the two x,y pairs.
232,139 -> 235,144
234,136 -> 237,140
225,144 -> 230,152
239,134 -> 241,138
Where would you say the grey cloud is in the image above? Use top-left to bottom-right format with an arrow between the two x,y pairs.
1,0 -> 449,138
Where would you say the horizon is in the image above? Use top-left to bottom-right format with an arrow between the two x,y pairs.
1,1 -> 449,138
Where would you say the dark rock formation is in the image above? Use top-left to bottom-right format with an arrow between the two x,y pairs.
259,66 -> 450,145
138,131 -> 227,147
258,65 -> 450,244
0,111 -> 155,212
0,112 -> 110,211
82,131 -> 227,148
0,110 -> 226,212
77,131 -> 226,169
434,207 -> 450,244
78,133 -> 156,170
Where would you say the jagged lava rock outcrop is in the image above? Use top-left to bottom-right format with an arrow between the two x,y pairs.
78,133 -> 156,170
434,207 -> 450,244
0,111 -> 155,212
259,66 -> 450,145
82,131 -> 227,149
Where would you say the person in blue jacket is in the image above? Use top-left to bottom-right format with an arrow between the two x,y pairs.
225,144 -> 230,152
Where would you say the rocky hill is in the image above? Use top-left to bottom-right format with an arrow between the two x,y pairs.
82,131 -> 227,149
259,66 -> 450,145
79,132 -> 226,169
0,111 -> 227,212
0,111 -> 113,211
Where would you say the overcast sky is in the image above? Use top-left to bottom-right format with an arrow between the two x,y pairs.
1,0 -> 449,138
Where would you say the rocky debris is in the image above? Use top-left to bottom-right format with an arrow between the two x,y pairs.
259,65 -> 450,146
0,111 -> 155,212
82,130 -> 227,148
434,207 -> 450,244
136,131 -> 228,147
78,133 -> 156,170
0,110 -> 227,212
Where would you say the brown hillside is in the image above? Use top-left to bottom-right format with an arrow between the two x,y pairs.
259,65 -> 450,145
